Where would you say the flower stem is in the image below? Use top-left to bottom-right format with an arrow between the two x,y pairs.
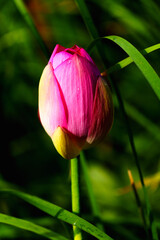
71,156 -> 83,240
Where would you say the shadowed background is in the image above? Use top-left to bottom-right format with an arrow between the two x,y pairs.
0,0 -> 160,239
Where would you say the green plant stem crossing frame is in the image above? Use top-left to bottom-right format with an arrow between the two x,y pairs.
71,157 -> 83,240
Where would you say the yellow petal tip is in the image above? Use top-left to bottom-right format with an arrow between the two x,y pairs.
51,127 -> 81,159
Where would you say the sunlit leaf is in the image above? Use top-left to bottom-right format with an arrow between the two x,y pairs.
88,36 -> 160,100
0,213 -> 68,240
107,43 -> 160,74
0,189 -> 113,240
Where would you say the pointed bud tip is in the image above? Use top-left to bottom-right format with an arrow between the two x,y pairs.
51,127 -> 81,159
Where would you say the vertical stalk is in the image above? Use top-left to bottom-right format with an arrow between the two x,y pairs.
71,156 -> 83,240
128,170 -> 149,238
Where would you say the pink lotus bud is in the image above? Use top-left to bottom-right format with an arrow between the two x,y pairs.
38,44 -> 113,159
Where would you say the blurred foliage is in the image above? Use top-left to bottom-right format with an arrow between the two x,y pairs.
0,0 -> 160,239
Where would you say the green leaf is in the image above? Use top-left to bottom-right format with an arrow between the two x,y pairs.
0,213 -> 69,240
0,189 -> 113,240
88,36 -> 160,100
107,43 -> 160,74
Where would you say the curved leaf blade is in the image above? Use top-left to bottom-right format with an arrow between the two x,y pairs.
0,213 -> 68,240
108,43 -> 160,74
0,189 -> 113,240
88,36 -> 160,100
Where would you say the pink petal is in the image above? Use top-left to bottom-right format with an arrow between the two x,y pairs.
54,54 -> 100,138
38,63 -> 67,137
78,48 -> 95,64
87,77 -> 113,144
65,45 -> 80,54
49,44 -> 66,64
52,51 -> 72,69
65,46 -> 94,64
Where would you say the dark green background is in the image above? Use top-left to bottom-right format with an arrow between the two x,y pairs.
0,0 -> 160,239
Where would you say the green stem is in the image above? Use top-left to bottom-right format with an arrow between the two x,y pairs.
71,156 -> 83,240
128,170 -> 149,238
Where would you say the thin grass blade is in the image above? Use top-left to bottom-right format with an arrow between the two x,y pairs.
108,43 -> 160,74
0,213 -> 69,240
88,36 -> 160,100
0,189 -> 113,240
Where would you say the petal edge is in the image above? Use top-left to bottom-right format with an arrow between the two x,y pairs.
38,63 -> 68,136
87,77 -> 114,145
49,44 -> 66,64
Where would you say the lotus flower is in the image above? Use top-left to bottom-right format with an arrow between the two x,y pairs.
38,44 -> 113,159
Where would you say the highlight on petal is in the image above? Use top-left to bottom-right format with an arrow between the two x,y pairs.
51,127 -> 81,159
87,77 -> 114,145
52,51 -> 72,69
49,44 -> 66,64
54,54 -> 100,138
38,63 -> 68,137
